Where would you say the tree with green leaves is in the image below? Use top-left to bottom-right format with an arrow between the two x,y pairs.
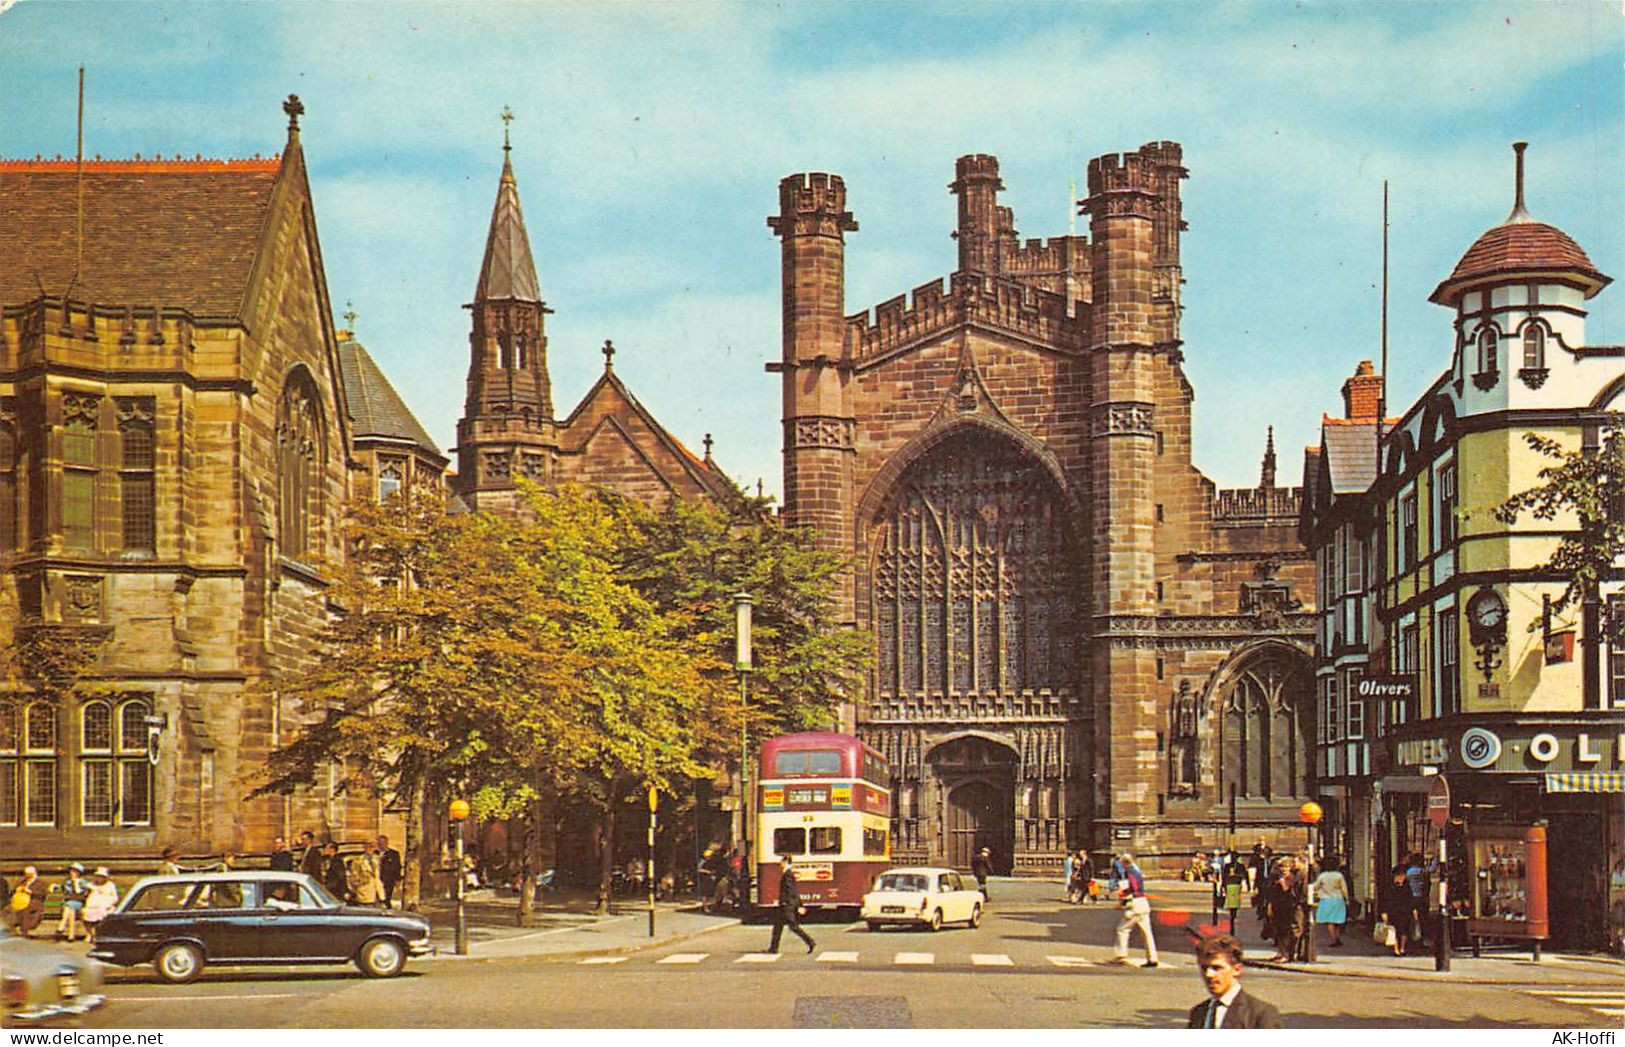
1495,413 -> 1625,698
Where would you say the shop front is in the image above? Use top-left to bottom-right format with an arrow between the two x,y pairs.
1383,717 -> 1624,952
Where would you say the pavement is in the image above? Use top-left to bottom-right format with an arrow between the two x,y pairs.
1142,879 -> 1625,987
413,886 -> 742,961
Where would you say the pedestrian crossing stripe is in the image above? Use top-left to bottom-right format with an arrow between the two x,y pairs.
1046,955 -> 1094,967
1527,991 -> 1625,998
971,954 -> 1015,966
817,951 -> 859,963
737,953 -> 782,963
656,953 -> 708,964
895,952 -> 934,965
577,956 -> 628,965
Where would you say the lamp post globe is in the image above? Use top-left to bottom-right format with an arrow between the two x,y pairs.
1298,801 -> 1323,825
449,798 -> 471,821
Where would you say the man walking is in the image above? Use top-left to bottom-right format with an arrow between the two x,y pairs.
1110,852 -> 1159,968
971,846 -> 993,901
378,835 -> 403,908
1186,934 -> 1282,1028
767,855 -> 816,954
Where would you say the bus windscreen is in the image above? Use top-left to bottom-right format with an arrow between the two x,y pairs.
773,749 -> 843,777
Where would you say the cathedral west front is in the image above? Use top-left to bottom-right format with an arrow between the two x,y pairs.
770,146 -> 1318,874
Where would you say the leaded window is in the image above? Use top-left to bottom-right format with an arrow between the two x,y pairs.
0,397 -> 15,552
1219,652 -> 1311,801
117,398 -> 156,553
870,431 -> 1076,705
82,697 -> 152,826
62,393 -> 100,551
277,373 -> 323,560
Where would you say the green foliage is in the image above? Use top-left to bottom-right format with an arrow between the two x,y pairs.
1494,414 -> 1625,638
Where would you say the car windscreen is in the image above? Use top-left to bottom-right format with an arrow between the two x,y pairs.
875,873 -> 929,892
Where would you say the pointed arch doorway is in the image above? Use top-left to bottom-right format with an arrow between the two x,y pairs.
931,735 -> 1015,874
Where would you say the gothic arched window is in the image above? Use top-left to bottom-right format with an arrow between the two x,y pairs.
277,371 -> 323,560
1219,651 -> 1311,801
869,430 -> 1077,706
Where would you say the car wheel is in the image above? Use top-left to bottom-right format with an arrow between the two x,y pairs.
153,942 -> 204,984
866,920 -> 883,932
356,936 -> 406,978
928,909 -> 943,932
969,904 -> 983,929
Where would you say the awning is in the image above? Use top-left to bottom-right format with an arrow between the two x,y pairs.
1377,775 -> 1436,794
1544,772 -> 1625,793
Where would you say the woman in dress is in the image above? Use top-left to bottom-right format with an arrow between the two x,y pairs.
81,867 -> 120,944
1382,863 -> 1413,956
1314,856 -> 1350,947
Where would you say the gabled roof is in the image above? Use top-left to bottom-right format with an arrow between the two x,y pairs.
561,363 -> 741,506
472,151 -> 542,304
337,336 -> 445,461
1321,419 -> 1382,495
0,157 -> 283,317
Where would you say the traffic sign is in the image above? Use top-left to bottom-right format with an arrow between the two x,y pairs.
1427,775 -> 1451,829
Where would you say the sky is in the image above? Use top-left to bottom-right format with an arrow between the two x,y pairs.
2,1 -> 1621,499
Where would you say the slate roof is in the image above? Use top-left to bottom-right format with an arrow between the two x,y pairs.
0,158 -> 282,317
1321,419 -> 1382,495
337,337 -> 444,460
473,152 -> 542,304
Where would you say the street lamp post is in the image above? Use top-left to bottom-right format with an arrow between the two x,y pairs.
449,797 -> 470,956
1300,801 -> 1323,964
734,591 -> 753,905
647,786 -> 658,937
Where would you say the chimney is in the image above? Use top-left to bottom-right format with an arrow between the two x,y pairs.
1342,359 -> 1385,422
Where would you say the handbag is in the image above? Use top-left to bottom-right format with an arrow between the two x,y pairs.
10,886 -> 31,911
1372,920 -> 1394,947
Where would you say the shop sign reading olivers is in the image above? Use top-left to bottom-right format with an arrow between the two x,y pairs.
1450,723 -> 1624,774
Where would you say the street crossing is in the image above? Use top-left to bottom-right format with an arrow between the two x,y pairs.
581,950 -> 1133,971
1521,989 -> 1625,1024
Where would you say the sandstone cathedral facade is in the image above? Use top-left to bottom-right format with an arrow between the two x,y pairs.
771,146 -> 1316,873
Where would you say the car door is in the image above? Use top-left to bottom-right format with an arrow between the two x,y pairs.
256,881 -> 344,960
187,880 -> 255,960
949,873 -> 976,921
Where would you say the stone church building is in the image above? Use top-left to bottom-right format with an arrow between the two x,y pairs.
770,146 -> 1317,873
0,98 -> 445,861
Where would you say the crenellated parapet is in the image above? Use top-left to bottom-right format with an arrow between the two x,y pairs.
0,297 -> 209,373
1213,484 -> 1303,526
845,271 -> 1087,362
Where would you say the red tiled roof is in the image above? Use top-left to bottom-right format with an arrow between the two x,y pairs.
1431,218 -> 1608,304
0,157 -> 284,318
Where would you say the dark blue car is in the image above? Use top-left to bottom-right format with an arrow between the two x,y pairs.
90,871 -> 432,983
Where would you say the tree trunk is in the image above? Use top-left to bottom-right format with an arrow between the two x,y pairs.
516,793 -> 543,928
595,800 -> 615,915
402,774 -> 427,912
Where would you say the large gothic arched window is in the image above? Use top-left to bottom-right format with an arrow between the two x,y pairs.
1219,650 -> 1312,801
869,430 -> 1077,706
277,371 -> 323,560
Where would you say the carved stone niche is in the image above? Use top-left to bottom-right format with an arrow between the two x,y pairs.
1167,679 -> 1200,798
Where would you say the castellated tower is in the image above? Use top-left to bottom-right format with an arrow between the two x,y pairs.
1083,148 -> 1165,826
950,154 -> 1016,275
768,173 -> 859,624
454,141 -> 558,512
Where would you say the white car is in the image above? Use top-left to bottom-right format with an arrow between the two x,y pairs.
861,866 -> 983,931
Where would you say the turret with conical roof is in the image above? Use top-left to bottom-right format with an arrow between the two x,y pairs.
1430,142 -> 1613,414
454,116 -> 559,509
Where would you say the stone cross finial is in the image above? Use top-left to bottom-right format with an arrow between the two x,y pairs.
283,94 -> 305,131
501,105 -> 514,151
342,301 -> 357,334
602,339 -> 615,369
703,433 -> 714,460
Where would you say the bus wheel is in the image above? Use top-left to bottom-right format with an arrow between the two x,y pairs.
928,909 -> 943,932
969,904 -> 982,929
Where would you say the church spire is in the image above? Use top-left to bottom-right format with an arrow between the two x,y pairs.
474,107 -> 542,304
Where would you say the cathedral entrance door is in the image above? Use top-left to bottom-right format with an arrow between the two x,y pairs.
946,780 -> 1010,873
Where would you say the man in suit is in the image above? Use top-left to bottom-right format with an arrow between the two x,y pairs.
377,835 -> 403,908
298,830 -> 325,880
268,836 -> 294,872
767,855 -> 816,954
1187,934 -> 1283,1029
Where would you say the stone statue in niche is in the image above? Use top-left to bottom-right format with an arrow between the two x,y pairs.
1168,679 -> 1200,797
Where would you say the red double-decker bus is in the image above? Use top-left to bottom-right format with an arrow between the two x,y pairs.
756,732 -> 892,911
